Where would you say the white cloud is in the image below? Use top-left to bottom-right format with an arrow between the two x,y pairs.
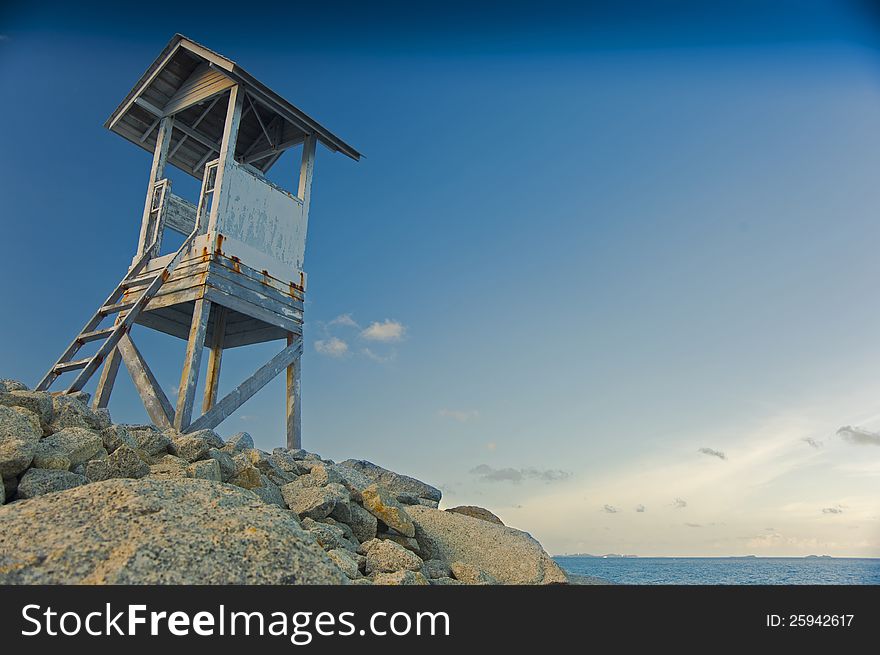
438,408 -> 480,423
836,426 -> 880,446
361,319 -> 406,342
314,337 -> 348,357
698,447 -> 727,461
362,347 -> 395,363
328,313 -> 359,329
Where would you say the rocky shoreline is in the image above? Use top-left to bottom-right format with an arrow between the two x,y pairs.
0,378 -> 569,585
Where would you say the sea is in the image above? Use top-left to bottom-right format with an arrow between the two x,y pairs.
554,556 -> 880,585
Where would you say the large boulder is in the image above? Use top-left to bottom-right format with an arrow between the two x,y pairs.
361,483 -> 415,537
407,506 -> 568,585
339,459 -> 441,503
17,468 -> 88,499
0,478 -> 347,584
0,391 -> 53,430
446,505 -> 504,525
33,427 -> 103,469
0,406 -> 42,478
365,539 -> 423,574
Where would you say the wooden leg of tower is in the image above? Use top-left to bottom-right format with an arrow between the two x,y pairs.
174,298 -> 211,431
92,346 -> 121,410
286,333 -> 301,450
202,306 -> 228,413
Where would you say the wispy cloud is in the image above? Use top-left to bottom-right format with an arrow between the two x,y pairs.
362,347 -> 395,363
328,313 -> 359,329
314,337 -> 349,357
438,408 -> 480,423
469,464 -> 572,484
603,504 -> 619,514
672,497 -> 688,509
822,505 -> 844,515
802,437 -> 823,449
698,447 -> 727,461
836,426 -> 880,446
635,504 -> 646,513
684,522 -> 702,528
361,319 -> 406,342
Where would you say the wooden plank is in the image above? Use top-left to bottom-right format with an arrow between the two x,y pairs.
202,305 -> 228,412
203,286 -> 300,334
117,333 -> 173,430
286,333 -> 302,450
223,326 -> 291,349
298,133 -> 317,215
174,297 -> 211,430
91,345 -> 121,410
136,116 -> 173,256
206,262 -> 304,313
163,62 -> 234,115
206,272 -> 303,321
207,84 -> 243,233
185,338 -> 303,433
163,193 -> 197,235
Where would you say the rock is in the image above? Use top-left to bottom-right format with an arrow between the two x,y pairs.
185,429 -> 224,448
130,427 -> 172,456
327,548 -> 360,579
365,539 -> 423,574
339,459 -> 442,503
229,465 -> 262,490
148,455 -> 189,479
346,501 -> 378,543
224,432 -> 253,453
206,448 -> 236,481
49,398 -> 108,432
268,451 -> 309,476
34,428 -> 102,469
407,506 -> 567,585
249,475 -> 285,507
99,425 -> 137,453
301,518 -> 359,552
17,468 -> 88,499
281,484 -> 337,519
85,445 -> 150,481
0,391 -> 53,430
1,405 -> 42,441
326,482 -> 352,522
186,459 -> 222,481
361,483 -> 415,538
372,570 -> 429,585
446,505 -> 504,525
0,478 -> 347,584
0,379 -> 28,392
424,559 -> 452,579
31,448 -> 70,470
324,463 -> 373,502
170,435 -> 210,463
379,532 -> 423,556
450,561 -> 498,585
0,438 -> 36,478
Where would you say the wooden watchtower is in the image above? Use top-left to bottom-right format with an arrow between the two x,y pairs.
36,34 -> 360,448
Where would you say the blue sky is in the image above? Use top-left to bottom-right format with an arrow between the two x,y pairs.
1,1 -> 880,555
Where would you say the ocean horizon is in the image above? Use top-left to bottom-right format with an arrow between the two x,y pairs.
555,556 -> 880,585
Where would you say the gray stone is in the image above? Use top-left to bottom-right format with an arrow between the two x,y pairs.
170,435 -> 210,463
346,501 -> 378,543
407,506 -> 568,585
268,451 -> 310,475
249,475 -> 285,507
424,559 -> 452,579
430,576 -> 463,585
2,475 -> 17,499
446,505 -> 504,525
34,428 -> 102,469
361,483 -> 415,538
85,445 -> 150,482
365,539 -> 423,574
224,432 -> 253,452
301,518 -> 359,552
326,482 -> 352,523
0,439 -> 36,478
281,484 -> 337,519
327,548 -> 360,579
148,455 -> 189,479
187,459 -> 222,481
17,468 -> 88,499
0,478 -> 347,584
0,391 -> 54,430
0,476 -> 4,504
49,398 -> 108,432
338,459 -> 442,503
99,425 -> 137,453
379,532 -> 423,556
207,448 -> 236,481
0,379 -> 28,392
229,465 -> 262,490
185,429 -> 224,448
131,427 -> 172,456
372,570 -> 429,585
325,463 -> 374,503
450,561 -> 498,585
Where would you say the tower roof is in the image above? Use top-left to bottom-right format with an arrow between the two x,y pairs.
105,34 -> 361,178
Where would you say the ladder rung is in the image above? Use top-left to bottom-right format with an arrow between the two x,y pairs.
54,358 -> 92,374
122,275 -> 159,290
100,301 -> 135,315
78,327 -> 115,343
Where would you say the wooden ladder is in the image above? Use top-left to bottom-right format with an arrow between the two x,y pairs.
36,233 -> 197,394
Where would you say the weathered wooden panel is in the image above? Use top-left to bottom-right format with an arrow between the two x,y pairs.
163,62 -> 234,116
164,193 -> 198,235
